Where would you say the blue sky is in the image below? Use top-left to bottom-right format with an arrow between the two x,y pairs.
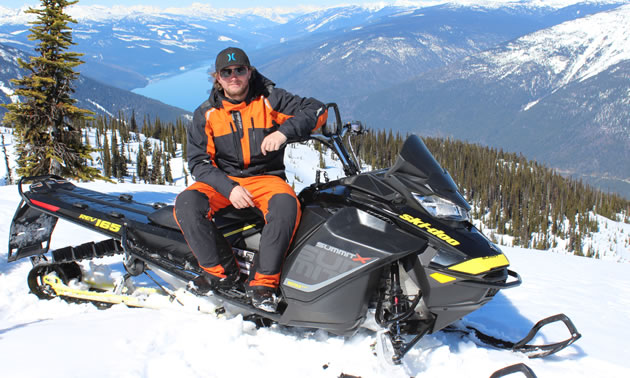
3,0 -> 377,9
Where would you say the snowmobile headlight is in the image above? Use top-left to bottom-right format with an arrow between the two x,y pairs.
414,194 -> 469,222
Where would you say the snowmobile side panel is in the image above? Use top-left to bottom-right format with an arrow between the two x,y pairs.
283,207 -> 424,301
280,207 -> 425,334
288,204 -> 329,249
8,200 -> 58,262
280,269 -> 382,336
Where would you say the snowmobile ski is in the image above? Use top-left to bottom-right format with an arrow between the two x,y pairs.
444,314 -> 582,358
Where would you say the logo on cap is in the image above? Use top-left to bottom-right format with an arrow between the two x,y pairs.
227,53 -> 236,62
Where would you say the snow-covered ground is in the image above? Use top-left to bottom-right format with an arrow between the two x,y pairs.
0,181 -> 629,377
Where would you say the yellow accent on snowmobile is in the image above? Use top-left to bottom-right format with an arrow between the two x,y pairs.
42,274 -> 225,315
430,272 -> 457,284
42,274 -> 164,308
223,224 -> 256,238
448,254 -> 510,275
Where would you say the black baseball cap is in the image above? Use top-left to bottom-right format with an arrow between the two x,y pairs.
215,47 -> 251,72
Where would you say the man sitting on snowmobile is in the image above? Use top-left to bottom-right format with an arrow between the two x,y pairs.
174,47 -> 328,312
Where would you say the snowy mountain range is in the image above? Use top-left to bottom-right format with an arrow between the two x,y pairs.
342,3 -> 630,197
0,1 -> 622,89
1,1 -> 630,197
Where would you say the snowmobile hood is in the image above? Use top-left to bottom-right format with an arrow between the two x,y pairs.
386,135 -> 470,211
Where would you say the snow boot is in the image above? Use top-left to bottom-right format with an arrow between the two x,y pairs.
247,286 -> 279,313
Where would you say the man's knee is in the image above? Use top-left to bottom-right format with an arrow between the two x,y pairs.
266,193 -> 299,225
174,189 -> 209,222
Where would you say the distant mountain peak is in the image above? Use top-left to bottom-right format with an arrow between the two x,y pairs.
483,4 -> 630,90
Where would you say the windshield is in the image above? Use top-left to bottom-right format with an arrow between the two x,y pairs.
386,135 -> 470,211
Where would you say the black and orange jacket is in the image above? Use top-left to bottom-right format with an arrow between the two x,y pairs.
187,71 -> 328,198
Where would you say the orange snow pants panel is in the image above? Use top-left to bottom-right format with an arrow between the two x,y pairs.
174,175 -> 301,288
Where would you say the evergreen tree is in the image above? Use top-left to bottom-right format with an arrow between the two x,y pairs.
150,143 -> 162,184
110,130 -> 119,178
130,110 -> 138,133
1,0 -> 100,180
102,133 -> 111,178
2,134 -> 13,185
118,142 -> 127,178
163,153 -> 173,184
182,128 -> 188,162
136,144 -> 148,183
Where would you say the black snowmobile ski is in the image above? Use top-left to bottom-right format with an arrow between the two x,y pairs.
444,313 -> 581,358
6,103 -> 582,365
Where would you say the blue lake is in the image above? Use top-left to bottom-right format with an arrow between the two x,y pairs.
132,62 -> 214,112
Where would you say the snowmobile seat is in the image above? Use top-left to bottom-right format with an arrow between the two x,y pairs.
147,205 -> 263,231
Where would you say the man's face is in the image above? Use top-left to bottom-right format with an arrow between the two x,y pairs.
216,65 -> 251,101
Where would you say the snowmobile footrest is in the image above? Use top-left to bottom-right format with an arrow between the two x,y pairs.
212,286 -> 282,322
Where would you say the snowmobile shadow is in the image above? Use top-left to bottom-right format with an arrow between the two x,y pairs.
0,319 -> 50,339
0,254 -> 30,276
461,291 -> 535,339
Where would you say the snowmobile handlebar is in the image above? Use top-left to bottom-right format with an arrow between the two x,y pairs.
308,103 -> 363,177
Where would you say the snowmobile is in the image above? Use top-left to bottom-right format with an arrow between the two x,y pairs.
7,103 -> 580,365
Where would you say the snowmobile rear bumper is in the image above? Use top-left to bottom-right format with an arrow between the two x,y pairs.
8,199 -> 58,262
8,175 -> 80,262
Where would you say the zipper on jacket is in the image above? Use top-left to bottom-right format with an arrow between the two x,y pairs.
231,111 -> 245,169
229,121 -> 244,169
231,111 -> 244,139
250,117 -> 256,153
